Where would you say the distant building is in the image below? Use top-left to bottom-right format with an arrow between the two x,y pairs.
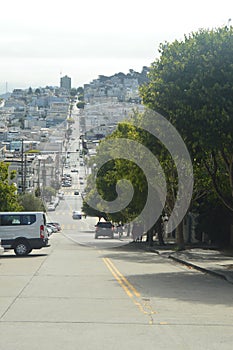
60,75 -> 71,91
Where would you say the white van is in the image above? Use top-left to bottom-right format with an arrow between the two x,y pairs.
0,212 -> 49,256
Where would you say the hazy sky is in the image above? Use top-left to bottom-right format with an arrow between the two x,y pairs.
0,0 -> 232,93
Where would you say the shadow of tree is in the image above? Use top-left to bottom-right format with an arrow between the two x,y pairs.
101,250 -> 233,306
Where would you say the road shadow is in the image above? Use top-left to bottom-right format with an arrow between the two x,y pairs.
101,247 -> 233,306
0,253 -> 48,259
126,271 -> 233,306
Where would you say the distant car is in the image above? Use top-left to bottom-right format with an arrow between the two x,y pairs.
46,226 -> 53,236
72,211 -> 82,220
62,183 -> 71,187
74,191 -> 79,195
47,204 -> 56,211
58,192 -> 64,200
63,174 -> 72,178
95,221 -> 114,239
47,223 -> 58,233
47,222 -> 61,231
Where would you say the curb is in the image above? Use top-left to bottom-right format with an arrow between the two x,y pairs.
168,255 -> 233,284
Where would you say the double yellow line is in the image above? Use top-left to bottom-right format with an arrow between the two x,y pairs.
103,257 -> 140,299
103,257 -> 157,324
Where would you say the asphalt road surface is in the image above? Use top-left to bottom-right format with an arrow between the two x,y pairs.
0,211 -> 233,349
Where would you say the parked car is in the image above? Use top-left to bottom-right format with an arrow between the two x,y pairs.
0,212 -> 49,256
46,226 -> 53,236
47,204 -> 56,211
47,223 -> 58,233
47,222 -> 61,231
95,221 -> 114,239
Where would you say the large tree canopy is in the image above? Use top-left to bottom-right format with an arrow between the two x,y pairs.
140,26 -> 233,211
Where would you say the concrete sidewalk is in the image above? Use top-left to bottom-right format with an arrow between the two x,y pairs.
147,245 -> 233,284
114,240 -> 233,284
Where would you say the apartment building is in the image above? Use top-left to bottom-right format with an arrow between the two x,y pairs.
60,75 -> 71,91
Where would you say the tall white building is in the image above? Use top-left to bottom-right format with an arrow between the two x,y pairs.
60,75 -> 71,91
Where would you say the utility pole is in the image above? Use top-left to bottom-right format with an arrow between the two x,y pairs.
23,154 -> 27,193
21,139 -> 24,193
37,158 -> 41,197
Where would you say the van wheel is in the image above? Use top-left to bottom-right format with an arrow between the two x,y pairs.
14,241 -> 31,256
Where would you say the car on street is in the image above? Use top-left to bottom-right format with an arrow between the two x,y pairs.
46,223 -> 58,234
72,211 -> 82,219
47,222 -> 61,232
47,204 -> 56,211
95,221 -> 114,239
74,190 -> 79,195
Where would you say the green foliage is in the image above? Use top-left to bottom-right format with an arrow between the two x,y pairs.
42,186 -> 57,202
77,86 -> 84,95
19,193 -> 45,212
70,88 -> 77,96
76,101 -> 85,109
35,88 -> 41,95
0,162 -> 23,211
140,26 -> 233,212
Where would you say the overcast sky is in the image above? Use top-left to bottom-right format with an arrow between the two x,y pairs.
0,0 -> 232,93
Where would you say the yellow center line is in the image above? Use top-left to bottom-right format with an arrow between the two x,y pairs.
102,257 -> 158,324
104,258 -> 141,298
103,258 -> 133,298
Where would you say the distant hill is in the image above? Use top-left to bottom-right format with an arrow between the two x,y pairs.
98,66 -> 150,85
0,92 -> 11,99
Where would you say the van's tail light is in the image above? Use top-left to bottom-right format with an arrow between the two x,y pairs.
40,225 -> 45,239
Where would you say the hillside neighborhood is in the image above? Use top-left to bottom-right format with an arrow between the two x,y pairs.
0,69 -> 146,199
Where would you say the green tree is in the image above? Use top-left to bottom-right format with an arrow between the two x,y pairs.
70,88 -> 77,96
77,87 -> 84,95
140,26 -> 233,213
0,162 -> 23,211
19,193 -> 45,211
76,101 -> 85,109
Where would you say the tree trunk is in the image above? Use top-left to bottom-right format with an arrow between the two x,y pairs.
176,221 -> 185,250
157,216 -> 165,245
